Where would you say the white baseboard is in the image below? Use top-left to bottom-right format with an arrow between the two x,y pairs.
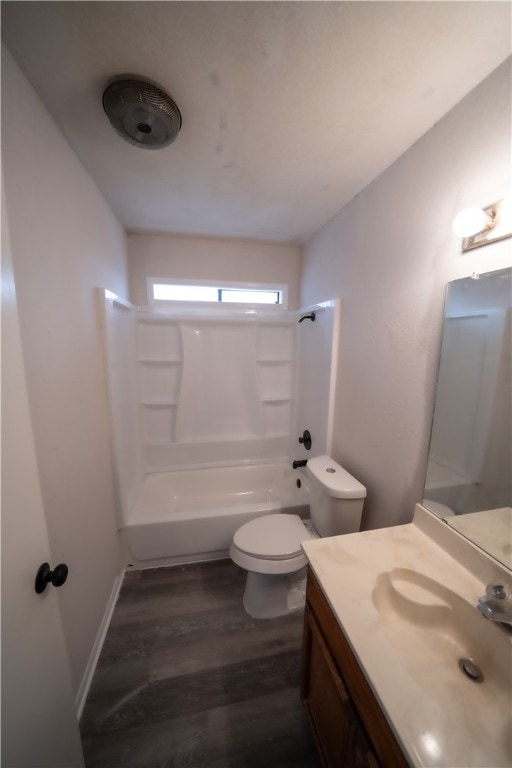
75,568 -> 125,720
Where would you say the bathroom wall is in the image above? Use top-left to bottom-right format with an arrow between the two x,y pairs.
127,232 -> 301,308
300,59 -> 511,531
2,47 -> 129,698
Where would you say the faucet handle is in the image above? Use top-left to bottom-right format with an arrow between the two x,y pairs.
477,583 -> 512,627
485,583 -> 511,603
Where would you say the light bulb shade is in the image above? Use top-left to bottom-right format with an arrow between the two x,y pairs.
452,207 -> 492,238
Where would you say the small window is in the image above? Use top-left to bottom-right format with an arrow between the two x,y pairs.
219,289 -> 280,304
148,279 -> 287,308
153,284 -> 219,302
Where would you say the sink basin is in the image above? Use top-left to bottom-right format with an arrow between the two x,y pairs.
372,567 -> 512,766
303,511 -> 512,767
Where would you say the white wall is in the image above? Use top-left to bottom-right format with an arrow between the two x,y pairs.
2,47 -> 129,697
301,59 -> 511,531
128,232 -> 301,308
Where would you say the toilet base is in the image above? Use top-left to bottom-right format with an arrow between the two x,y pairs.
242,567 -> 308,619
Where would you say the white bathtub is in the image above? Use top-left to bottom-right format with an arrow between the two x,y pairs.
124,462 -> 309,563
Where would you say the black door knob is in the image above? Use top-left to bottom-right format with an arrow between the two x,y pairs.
35,562 -> 69,594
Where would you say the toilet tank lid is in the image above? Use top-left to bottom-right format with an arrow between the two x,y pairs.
306,455 -> 367,499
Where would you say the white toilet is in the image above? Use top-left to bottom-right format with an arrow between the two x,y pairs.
230,455 -> 367,618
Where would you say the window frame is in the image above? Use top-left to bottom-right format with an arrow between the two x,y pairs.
146,277 -> 289,309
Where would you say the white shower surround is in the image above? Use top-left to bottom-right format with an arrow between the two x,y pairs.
101,293 -> 339,565
137,307 -> 296,471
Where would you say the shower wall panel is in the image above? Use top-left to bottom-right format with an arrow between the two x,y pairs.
135,311 -> 296,471
294,300 -> 341,461
176,322 -> 261,443
104,302 -> 341,482
101,294 -> 144,522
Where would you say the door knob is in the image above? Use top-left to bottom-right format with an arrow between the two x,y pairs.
35,562 -> 68,594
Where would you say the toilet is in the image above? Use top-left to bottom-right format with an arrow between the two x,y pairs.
230,455 -> 367,618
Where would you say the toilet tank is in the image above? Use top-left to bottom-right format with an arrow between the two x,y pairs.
306,455 -> 367,537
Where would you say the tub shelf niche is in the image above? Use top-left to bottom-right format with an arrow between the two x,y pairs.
261,399 -> 292,439
139,360 -> 182,404
255,322 -> 294,439
256,360 -> 293,403
141,403 -> 177,444
137,317 -> 182,361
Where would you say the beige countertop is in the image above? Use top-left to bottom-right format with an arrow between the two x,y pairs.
302,506 -> 512,768
447,506 -> 512,569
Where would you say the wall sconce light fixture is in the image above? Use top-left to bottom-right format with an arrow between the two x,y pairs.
452,197 -> 512,252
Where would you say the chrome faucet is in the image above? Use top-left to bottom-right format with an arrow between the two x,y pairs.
477,583 -> 512,627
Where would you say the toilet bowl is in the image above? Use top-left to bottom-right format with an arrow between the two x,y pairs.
230,455 -> 367,619
230,513 -> 314,618
231,513 -> 312,575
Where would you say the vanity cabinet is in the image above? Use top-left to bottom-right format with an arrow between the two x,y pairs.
301,569 -> 409,768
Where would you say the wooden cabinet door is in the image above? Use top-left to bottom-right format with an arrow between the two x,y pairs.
303,570 -> 409,768
349,718 -> 380,768
303,604 -> 373,767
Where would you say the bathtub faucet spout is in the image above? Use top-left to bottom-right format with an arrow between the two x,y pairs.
292,459 -> 308,469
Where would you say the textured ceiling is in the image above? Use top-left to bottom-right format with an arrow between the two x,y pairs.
2,2 -> 511,243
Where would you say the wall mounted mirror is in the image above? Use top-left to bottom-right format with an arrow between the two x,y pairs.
423,267 -> 511,569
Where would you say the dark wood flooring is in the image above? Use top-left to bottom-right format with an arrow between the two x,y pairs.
80,559 -> 320,768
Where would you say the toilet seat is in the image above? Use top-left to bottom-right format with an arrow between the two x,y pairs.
233,513 -> 310,559
230,513 -> 312,575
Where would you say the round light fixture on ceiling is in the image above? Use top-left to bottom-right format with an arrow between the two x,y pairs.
102,78 -> 182,150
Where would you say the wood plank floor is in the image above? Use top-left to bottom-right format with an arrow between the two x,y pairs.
80,559 -> 320,768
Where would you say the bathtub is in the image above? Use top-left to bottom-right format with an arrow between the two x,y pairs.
123,462 -> 309,563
